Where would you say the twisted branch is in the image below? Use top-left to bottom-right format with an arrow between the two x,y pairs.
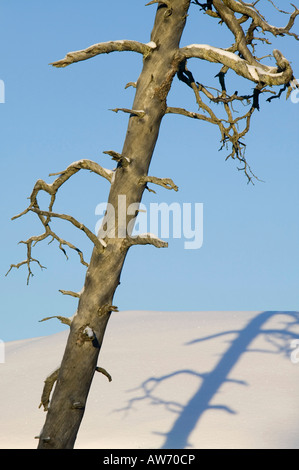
174,59 -> 266,183
30,208 -> 105,253
8,159 -> 112,282
175,0 -> 299,184
221,0 -> 299,40
12,159 -> 112,221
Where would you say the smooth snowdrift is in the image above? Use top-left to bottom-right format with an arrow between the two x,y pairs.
1,310 -> 299,449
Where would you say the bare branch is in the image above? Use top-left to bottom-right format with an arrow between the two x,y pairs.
8,158 -> 113,282
179,45 -> 294,86
12,159 -> 112,222
122,233 -> 168,250
30,208 -> 105,253
166,106 -> 222,124
222,0 -> 299,40
6,255 -> 46,285
146,0 -> 170,6
51,40 -> 154,68
125,81 -> 137,89
110,108 -> 146,118
6,219 -> 90,283
265,0 -> 290,15
95,367 -> 112,382
39,368 -> 60,411
39,315 -> 72,327
103,150 -> 131,167
59,290 -> 80,298
174,58 -> 263,183
139,175 -> 178,192
48,159 -> 113,183
213,0 -> 259,66
98,305 -> 119,317
45,225 -> 89,267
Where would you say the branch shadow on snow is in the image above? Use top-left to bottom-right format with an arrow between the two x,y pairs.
116,311 -> 299,449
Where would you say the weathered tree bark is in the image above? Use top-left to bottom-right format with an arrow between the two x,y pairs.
37,0 -> 191,449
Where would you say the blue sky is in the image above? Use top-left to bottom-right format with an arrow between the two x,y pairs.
0,0 -> 298,341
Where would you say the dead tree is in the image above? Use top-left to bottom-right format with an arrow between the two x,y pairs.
7,0 -> 298,449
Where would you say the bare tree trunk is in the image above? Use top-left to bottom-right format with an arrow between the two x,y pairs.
37,0 -> 191,449
8,0 -> 296,450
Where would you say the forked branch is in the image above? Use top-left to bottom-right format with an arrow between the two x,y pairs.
8,159 -> 111,282
6,239 -> 47,285
13,159 -> 113,221
30,208 -> 105,253
175,0 -> 298,185
221,0 -> 299,40
174,59 -> 265,183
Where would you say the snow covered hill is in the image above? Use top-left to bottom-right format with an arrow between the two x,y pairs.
1,310 -> 299,449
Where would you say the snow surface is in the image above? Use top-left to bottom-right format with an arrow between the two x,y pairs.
1,310 -> 299,449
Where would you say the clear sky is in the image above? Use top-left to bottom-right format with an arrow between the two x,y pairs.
1,0 -> 298,341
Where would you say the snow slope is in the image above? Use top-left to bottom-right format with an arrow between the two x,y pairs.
1,310 -> 299,449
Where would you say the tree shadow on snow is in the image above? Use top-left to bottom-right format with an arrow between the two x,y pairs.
117,311 -> 299,449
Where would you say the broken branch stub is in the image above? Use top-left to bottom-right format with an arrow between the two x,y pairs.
122,233 -> 168,250
103,150 -> 131,167
39,316 -> 72,327
95,367 -> 112,382
110,108 -> 146,118
39,368 -> 60,412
